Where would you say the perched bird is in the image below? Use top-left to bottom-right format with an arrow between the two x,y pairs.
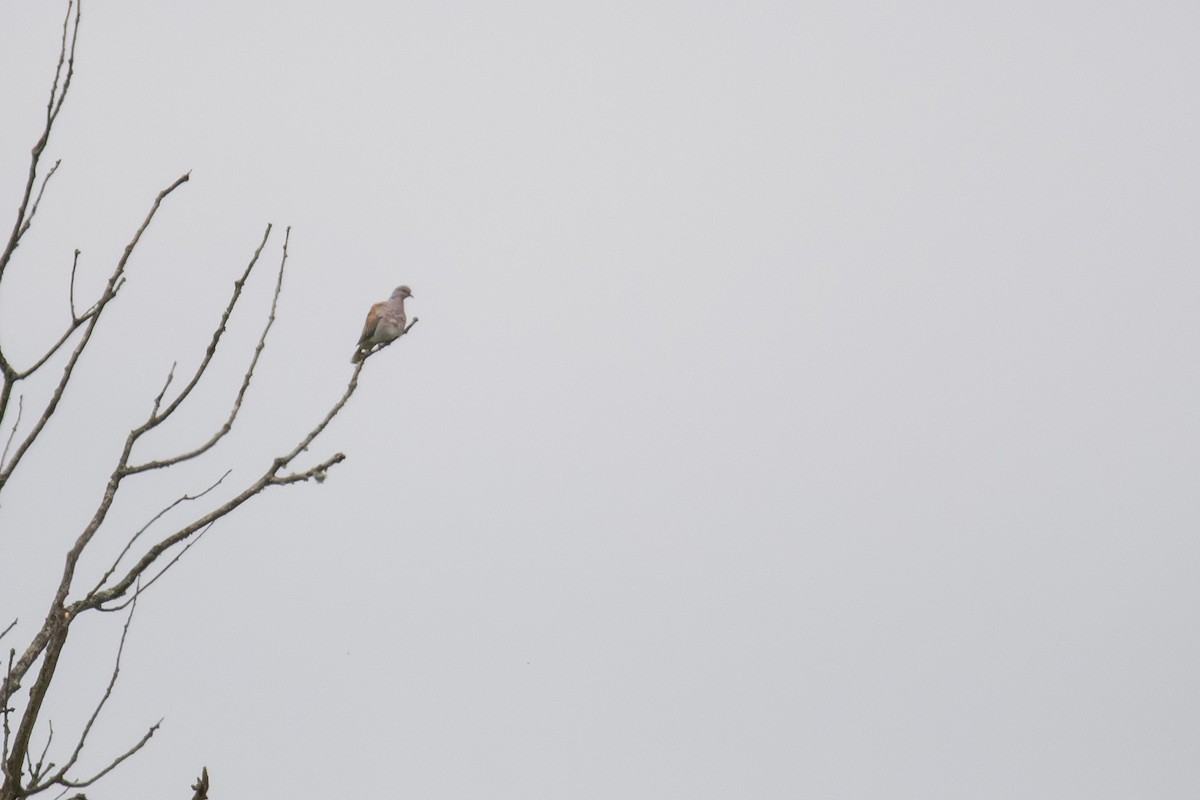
351,285 -> 413,363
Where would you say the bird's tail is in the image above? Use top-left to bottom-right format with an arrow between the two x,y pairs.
350,349 -> 364,364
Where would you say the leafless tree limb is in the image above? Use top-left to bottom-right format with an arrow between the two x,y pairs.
125,224 -> 286,474
0,0 -> 80,284
50,720 -> 160,791
1,398 -> 22,472
2,650 -> 12,766
99,523 -> 214,613
85,369 -> 363,610
150,225 -> 272,426
90,472 -> 230,597
26,723 -> 51,787
27,596 -> 139,794
0,171 -> 190,492
3,613 -> 69,796
149,363 -> 177,418
16,162 -> 61,246
0,624 -> 15,646
11,314 -> 92,383
68,251 -> 81,322
44,1 -> 80,137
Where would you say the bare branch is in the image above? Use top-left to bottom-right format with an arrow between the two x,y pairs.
68,250 -> 81,321
99,522 -> 214,613
361,316 -> 420,361
86,363 -> 368,610
31,595 -> 139,792
125,224 -> 286,474
12,313 -> 92,381
0,624 -> 14,646
0,0 -> 80,284
30,721 -> 53,785
45,0 -> 81,132
271,451 -> 346,487
143,224 -> 272,430
16,161 -> 62,243
53,720 -> 160,790
0,171 -> 190,494
2,650 -> 12,775
90,472 -> 229,597
3,615 -> 69,790
149,363 -> 177,419
0,397 -> 22,470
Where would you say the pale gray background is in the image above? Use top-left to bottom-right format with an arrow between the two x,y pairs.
1,1 -> 1198,798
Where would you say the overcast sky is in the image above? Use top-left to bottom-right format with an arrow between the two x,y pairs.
1,2 -> 1199,798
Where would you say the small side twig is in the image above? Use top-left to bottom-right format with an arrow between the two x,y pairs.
69,249 -> 81,322
16,160 -> 61,242
100,522 -> 215,613
0,397 -> 21,473
148,363 -> 177,424
51,720 -> 160,791
29,720 -> 53,785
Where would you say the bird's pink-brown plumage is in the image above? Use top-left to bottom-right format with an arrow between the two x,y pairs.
351,285 -> 412,363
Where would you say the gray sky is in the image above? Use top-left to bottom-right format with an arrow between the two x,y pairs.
2,1 -> 1199,797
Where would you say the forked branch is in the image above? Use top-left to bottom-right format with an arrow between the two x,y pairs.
124,226 -> 289,474
0,172 -> 191,493
0,0 -> 80,284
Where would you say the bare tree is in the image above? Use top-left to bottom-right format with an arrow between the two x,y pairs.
0,4 -> 416,798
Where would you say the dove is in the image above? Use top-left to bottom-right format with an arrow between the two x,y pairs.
351,285 -> 413,363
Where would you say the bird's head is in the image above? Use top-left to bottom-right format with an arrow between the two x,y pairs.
392,285 -> 413,299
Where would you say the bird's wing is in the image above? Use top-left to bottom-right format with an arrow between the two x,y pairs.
356,302 -> 386,346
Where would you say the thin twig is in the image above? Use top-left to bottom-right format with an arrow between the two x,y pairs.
0,397 -> 22,470
0,0 -> 80,284
100,523 -> 214,613
45,1 -> 80,130
362,316 -> 419,360
16,160 -> 62,242
30,720 -> 53,784
69,249 -> 81,322
2,649 -> 12,773
149,363 -> 177,418
53,720 -> 160,790
12,311 -> 94,381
